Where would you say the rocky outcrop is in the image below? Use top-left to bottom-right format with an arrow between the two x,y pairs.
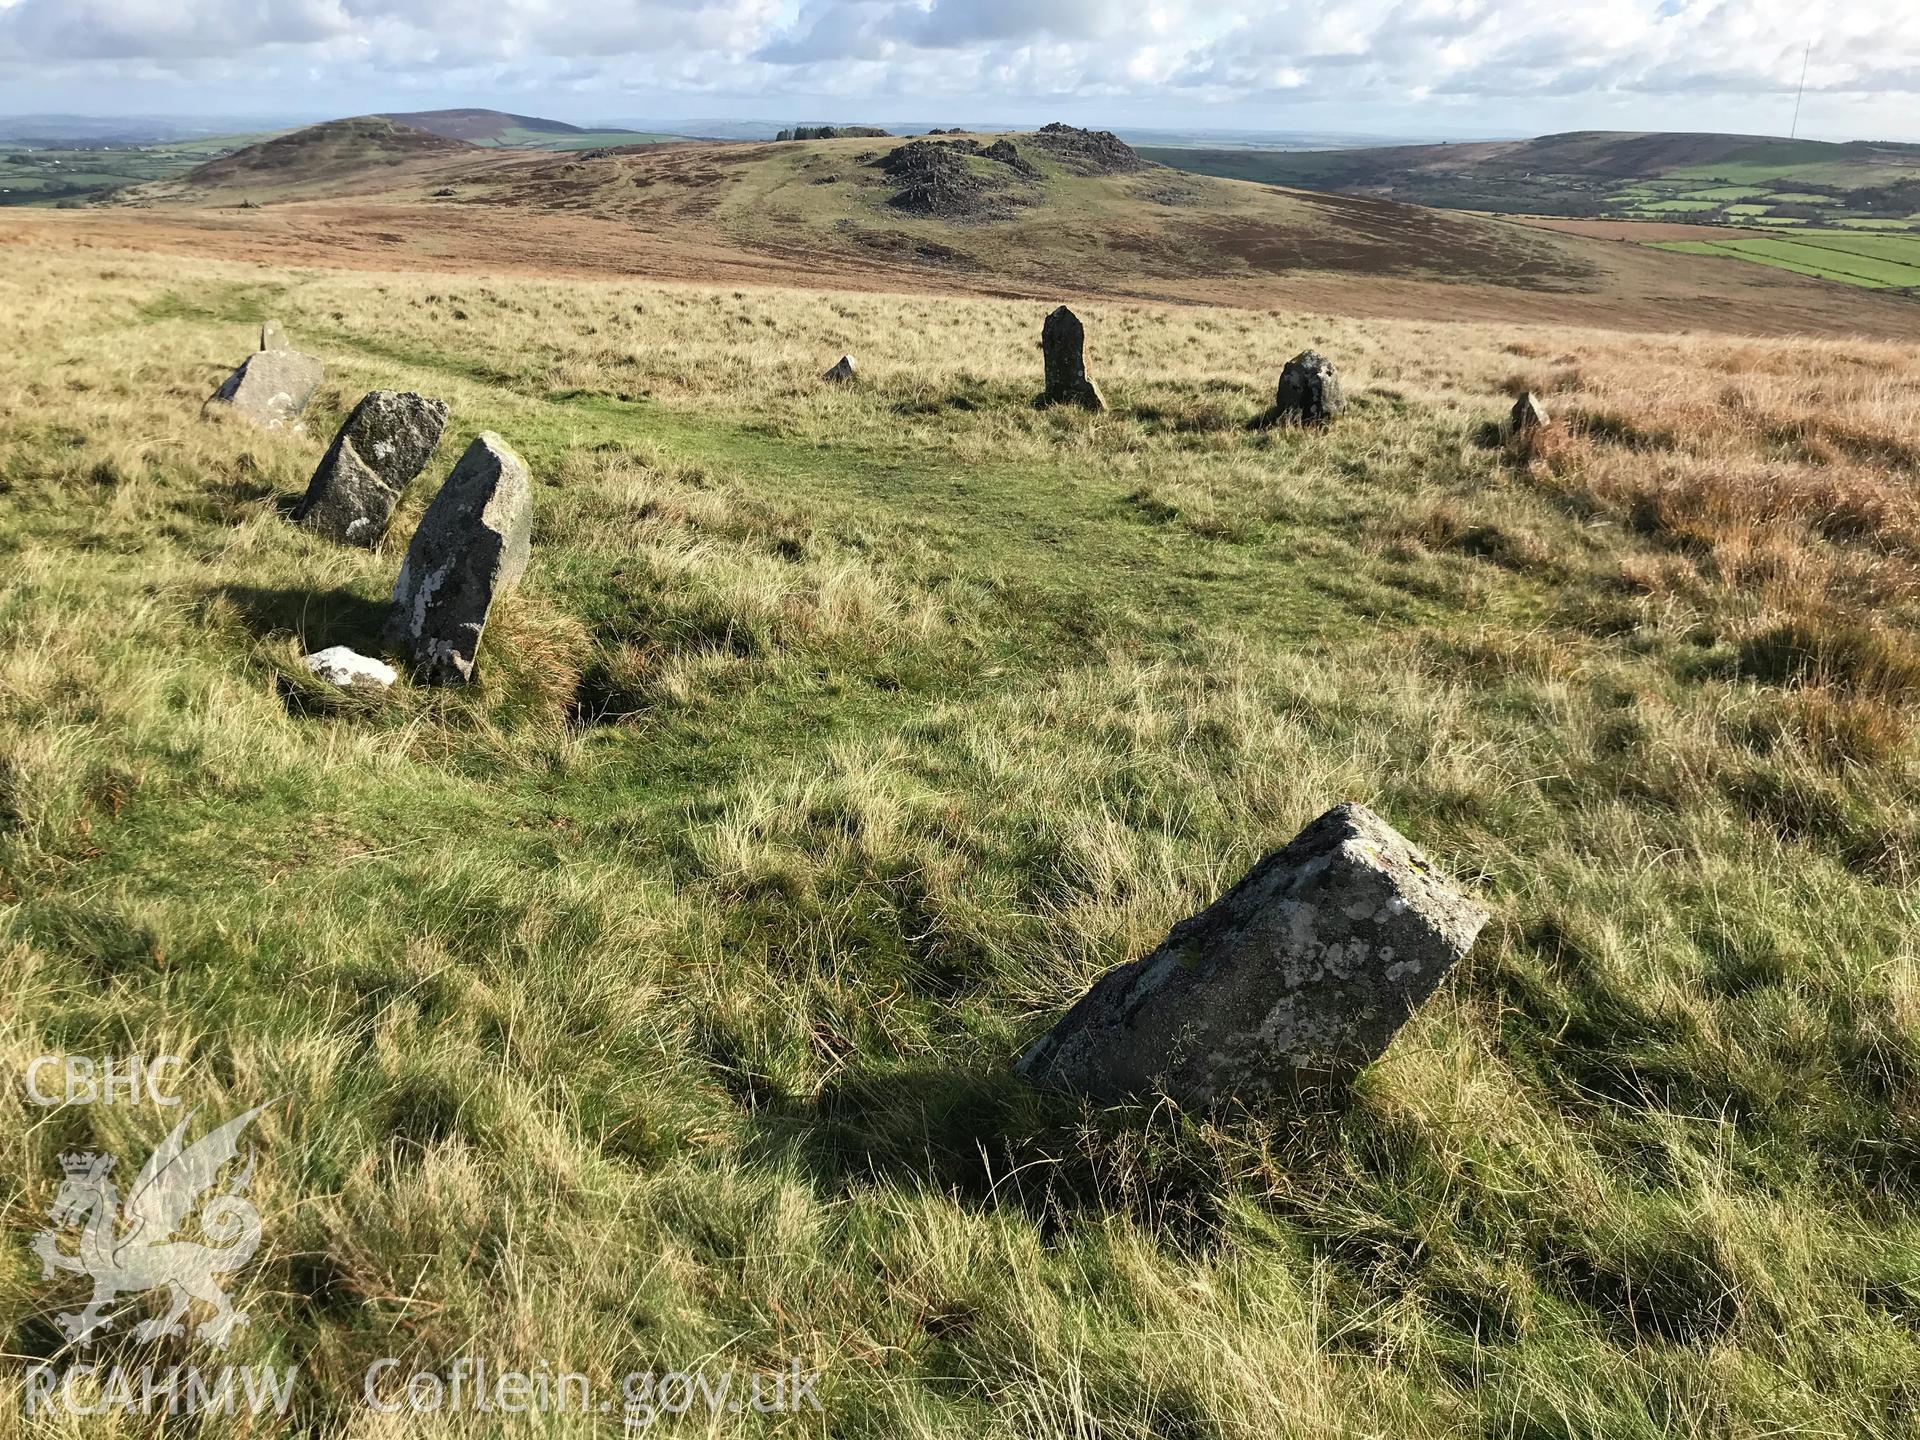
292,390 -> 450,547
386,432 -> 532,685
1016,803 -> 1489,1109
1030,123 -> 1142,175
877,140 -> 996,218
1039,306 -> 1106,412
204,348 -> 324,430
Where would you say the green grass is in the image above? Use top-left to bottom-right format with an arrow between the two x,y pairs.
5,249 -> 1920,1435
1655,234 -> 1920,290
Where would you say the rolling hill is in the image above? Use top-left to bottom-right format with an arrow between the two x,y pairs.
1146,130 -> 1920,229
379,107 -> 680,149
159,115 -> 473,197
81,122 -> 1919,336
1146,130 -> 1920,294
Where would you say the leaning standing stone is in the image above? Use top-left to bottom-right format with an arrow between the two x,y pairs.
205,349 -> 324,430
1039,306 -> 1106,412
292,390 -> 450,547
1511,391 -> 1550,432
823,355 -> 857,383
261,320 -> 288,352
1016,803 -> 1488,1108
386,433 -> 532,685
1271,350 -> 1344,424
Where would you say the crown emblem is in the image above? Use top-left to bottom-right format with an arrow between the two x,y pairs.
57,1151 -> 114,1181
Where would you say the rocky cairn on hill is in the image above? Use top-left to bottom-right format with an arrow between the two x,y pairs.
1017,803 -> 1489,1108
1039,305 -> 1106,412
386,432 -> 531,685
292,390 -> 450,547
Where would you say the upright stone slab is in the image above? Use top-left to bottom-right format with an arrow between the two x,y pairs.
1271,350 -> 1344,425
1016,803 -> 1489,1108
260,320 -> 288,352
292,390 -> 450,547
386,433 -> 532,685
1511,391 -> 1550,432
823,355 -> 857,383
1039,306 -> 1106,412
205,349 -> 323,430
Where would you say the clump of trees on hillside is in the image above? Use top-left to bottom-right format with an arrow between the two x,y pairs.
776,125 -> 891,141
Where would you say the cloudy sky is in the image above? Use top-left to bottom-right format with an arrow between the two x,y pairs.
1,0 -> 1915,142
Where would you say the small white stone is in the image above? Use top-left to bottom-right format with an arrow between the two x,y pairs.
303,646 -> 397,690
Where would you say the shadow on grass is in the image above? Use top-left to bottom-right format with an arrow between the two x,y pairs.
214,583 -> 392,655
746,1063 -> 1339,1248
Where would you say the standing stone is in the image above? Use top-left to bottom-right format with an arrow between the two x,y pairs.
1511,391 -> 1550,432
1016,803 -> 1489,1109
386,433 -> 532,685
1039,306 -> 1106,412
260,320 -> 288,352
292,390 -> 450,547
823,355 -> 857,383
205,349 -> 324,430
1271,350 -> 1345,425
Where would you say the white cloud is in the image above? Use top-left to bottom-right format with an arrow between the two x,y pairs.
2,0 -> 1917,137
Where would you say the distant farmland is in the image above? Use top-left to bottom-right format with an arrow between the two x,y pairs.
1655,231 -> 1920,291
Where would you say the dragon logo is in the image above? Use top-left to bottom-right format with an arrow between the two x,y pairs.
31,1103 -> 272,1349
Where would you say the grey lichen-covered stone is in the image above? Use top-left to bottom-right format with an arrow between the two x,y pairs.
205,348 -> 323,430
1038,305 -> 1106,412
823,354 -> 857,383
260,320 -> 288,352
385,432 -> 531,685
1511,391 -> 1551,431
1016,803 -> 1489,1108
1270,350 -> 1345,425
292,390 -> 450,547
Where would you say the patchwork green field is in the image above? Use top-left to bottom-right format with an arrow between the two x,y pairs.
5,229 -> 1920,1435
1656,231 -> 1920,290
0,135 -> 269,207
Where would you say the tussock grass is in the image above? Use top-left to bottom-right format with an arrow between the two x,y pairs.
3,235 -> 1920,1435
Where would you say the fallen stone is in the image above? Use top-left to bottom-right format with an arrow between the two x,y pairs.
205,348 -> 324,430
260,320 -> 287,352
386,432 -> 532,685
1270,350 -> 1344,425
303,646 -> 396,690
823,355 -> 857,383
1511,391 -> 1551,432
292,390 -> 450,547
1039,305 -> 1106,412
1016,803 -> 1489,1109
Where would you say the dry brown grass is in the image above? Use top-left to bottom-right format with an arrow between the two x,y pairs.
1508,337 -> 1920,717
